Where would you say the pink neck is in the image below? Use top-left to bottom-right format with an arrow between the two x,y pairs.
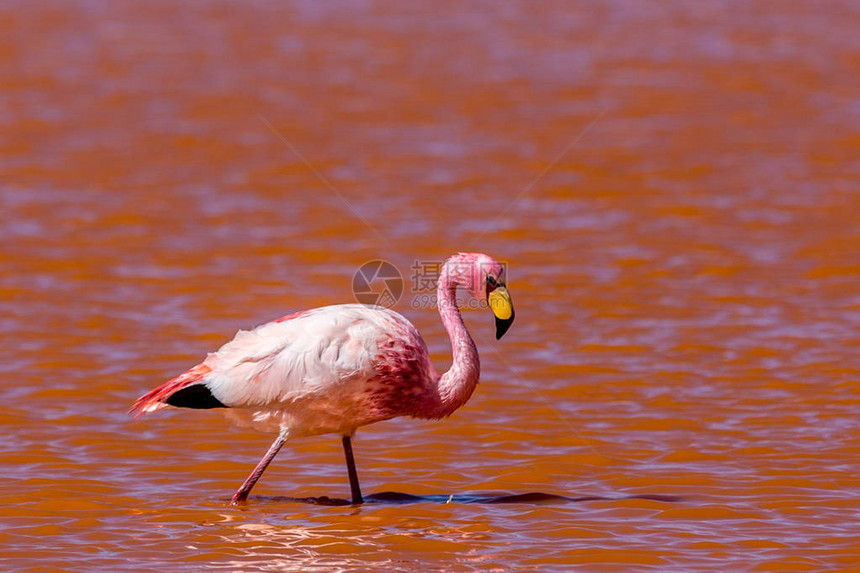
432,265 -> 480,417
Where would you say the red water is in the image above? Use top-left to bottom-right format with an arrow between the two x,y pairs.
2,1 -> 860,570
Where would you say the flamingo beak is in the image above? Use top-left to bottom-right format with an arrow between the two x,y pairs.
488,285 -> 514,339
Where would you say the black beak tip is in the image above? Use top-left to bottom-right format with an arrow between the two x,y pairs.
495,314 -> 514,340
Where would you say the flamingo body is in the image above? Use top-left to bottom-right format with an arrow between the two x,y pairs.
132,305 -> 440,437
130,252 -> 515,504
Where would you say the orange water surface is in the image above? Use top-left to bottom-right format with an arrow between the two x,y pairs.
2,1 -> 860,571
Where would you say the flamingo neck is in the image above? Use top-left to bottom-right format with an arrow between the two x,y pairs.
433,267 -> 480,417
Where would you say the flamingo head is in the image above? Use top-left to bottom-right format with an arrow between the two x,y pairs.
446,252 -> 515,339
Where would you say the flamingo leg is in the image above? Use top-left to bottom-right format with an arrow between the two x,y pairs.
341,435 -> 364,505
230,430 -> 288,505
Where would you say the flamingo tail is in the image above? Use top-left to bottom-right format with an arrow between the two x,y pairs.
128,363 -> 225,417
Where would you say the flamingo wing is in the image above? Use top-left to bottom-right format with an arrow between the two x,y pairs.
130,304 -> 431,424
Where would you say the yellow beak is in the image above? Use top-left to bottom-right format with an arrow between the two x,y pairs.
488,286 -> 515,339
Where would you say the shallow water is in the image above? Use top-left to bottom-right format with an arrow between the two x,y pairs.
2,1 -> 860,570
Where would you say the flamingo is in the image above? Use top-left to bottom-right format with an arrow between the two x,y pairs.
130,252 -> 515,505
